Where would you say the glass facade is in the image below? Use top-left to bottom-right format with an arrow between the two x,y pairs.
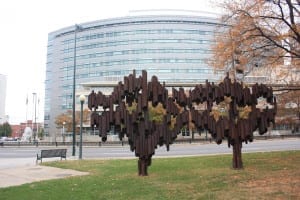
44,15 -> 224,137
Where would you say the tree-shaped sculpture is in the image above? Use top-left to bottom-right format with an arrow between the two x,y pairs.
172,73 -> 277,169
88,70 -> 277,175
88,70 -> 189,176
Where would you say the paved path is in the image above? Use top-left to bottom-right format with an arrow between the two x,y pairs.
0,165 -> 88,188
0,157 -> 88,188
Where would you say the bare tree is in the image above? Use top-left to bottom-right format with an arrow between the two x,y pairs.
211,0 -> 300,78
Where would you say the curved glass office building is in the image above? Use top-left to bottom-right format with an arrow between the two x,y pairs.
44,13 -> 224,137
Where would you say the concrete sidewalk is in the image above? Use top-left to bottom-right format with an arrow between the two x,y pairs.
0,157 -> 89,188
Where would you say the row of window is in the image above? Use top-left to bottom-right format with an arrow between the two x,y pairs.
59,68 -> 216,83
60,67 -> 219,81
62,48 -> 212,62
62,58 -> 206,70
63,38 -> 211,53
62,29 -> 213,45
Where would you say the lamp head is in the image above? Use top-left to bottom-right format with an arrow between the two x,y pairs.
79,94 -> 86,103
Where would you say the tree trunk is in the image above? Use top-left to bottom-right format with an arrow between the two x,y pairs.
138,157 -> 150,176
232,137 -> 243,169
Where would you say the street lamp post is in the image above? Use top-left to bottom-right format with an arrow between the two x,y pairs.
62,121 -> 66,144
79,94 -> 85,160
72,24 -> 82,156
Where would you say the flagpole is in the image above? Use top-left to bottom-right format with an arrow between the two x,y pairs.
26,94 -> 28,127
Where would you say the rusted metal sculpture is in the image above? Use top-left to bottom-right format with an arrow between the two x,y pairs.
181,73 -> 277,169
88,70 -> 188,176
88,70 -> 277,175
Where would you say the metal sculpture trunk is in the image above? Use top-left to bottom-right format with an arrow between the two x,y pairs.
88,70 -> 277,174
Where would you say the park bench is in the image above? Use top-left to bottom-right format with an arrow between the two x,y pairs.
36,149 -> 67,164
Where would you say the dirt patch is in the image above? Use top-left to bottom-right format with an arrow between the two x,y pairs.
239,170 -> 300,199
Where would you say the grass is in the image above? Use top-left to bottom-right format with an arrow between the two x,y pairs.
0,151 -> 299,200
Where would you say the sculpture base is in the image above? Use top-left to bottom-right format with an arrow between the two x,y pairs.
138,157 -> 151,176
232,138 -> 243,169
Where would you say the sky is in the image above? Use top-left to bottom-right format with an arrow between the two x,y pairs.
0,0 -> 222,124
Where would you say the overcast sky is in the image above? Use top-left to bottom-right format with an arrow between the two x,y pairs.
0,0 -> 222,124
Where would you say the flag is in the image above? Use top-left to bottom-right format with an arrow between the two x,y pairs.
26,94 -> 28,105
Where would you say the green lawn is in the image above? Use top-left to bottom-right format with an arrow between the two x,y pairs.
1,151 -> 299,200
